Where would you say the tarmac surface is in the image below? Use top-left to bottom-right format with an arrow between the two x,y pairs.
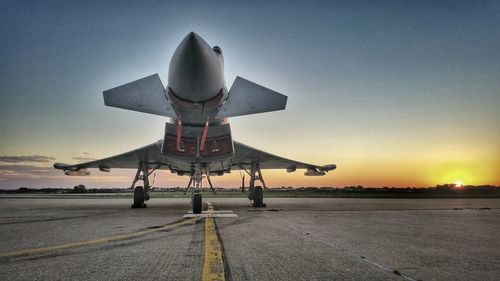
0,195 -> 499,281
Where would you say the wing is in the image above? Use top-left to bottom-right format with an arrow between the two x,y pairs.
54,140 -> 336,176
54,140 -> 166,173
231,141 -> 336,176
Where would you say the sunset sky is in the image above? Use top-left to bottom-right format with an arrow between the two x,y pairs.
1,1 -> 499,189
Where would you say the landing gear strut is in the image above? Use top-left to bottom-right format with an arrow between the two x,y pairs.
242,163 -> 267,208
183,163 -> 206,214
183,164 -> 217,214
131,162 -> 159,208
185,176 -> 203,214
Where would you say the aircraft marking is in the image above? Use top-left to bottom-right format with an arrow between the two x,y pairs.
183,210 -> 238,218
0,217 -> 200,258
183,203 -> 238,218
202,202 -> 225,281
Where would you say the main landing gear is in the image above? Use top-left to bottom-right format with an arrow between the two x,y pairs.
131,163 -> 159,208
241,163 -> 267,208
184,164 -> 216,214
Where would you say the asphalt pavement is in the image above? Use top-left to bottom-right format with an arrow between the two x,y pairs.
0,195 -> 499,281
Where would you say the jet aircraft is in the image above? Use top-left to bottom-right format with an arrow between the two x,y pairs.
54,32 -> 336,213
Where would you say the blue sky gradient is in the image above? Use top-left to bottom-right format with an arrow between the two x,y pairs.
1,1 -> 499,188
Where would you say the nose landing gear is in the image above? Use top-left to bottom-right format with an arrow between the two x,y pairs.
186,176 -> 203,214
192,192 -> 202,214
184,163 -> 214,214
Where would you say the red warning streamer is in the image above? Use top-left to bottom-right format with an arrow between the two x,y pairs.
176,114 -> 182,150
200,118 -> 209,151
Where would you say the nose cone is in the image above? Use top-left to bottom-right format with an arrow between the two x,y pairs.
168,32 -> 224,102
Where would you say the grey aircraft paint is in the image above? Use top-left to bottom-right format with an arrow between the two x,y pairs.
168,32 -> 226,105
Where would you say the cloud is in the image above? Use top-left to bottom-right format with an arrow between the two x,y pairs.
0,164 -> 132,182
71,152 -> 96,162
71,157 -> 97,161
0,155 -> 56,163
0,164 -> 52,171
0,164 -> 55,178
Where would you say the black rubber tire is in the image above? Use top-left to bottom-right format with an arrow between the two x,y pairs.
132,186 -> 145,208
192,193 -> 202,214
253,186 -> 264,207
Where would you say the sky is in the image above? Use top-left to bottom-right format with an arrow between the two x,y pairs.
1,0 -> 499,189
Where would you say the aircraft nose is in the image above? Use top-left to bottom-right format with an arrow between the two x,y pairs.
168,32 -> 224,102
182,32 -> 206,57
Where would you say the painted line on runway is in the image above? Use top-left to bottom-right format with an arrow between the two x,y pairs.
183,210 -> 238,218
0,217 -> 201,258
202,202 -> 226,281
274,219 -> 418,281
183,205 -> 238,218
0,212 -> 120,225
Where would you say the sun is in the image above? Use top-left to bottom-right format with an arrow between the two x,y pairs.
454,180 -> 463,188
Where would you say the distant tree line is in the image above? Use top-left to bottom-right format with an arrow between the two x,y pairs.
2,184 -> 499,198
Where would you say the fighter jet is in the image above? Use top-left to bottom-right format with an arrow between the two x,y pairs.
54,32 -> 336,213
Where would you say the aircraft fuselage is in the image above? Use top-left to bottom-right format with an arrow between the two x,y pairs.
53,31 -> 335,210
162,32 -> 233,175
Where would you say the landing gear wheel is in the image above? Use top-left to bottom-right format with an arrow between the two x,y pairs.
192,193 -> 202,214
131,186 -> 145,208
253,186 -> 264,207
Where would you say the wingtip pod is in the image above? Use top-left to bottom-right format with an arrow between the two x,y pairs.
304,164 -> 336,176
304,169 -> 326,176
64,169 -> 91,176
54,162 -> 91,176
320,164 -> 337,172
53,163 -> 69,170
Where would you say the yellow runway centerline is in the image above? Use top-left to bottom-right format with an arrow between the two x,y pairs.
0,217 -> 201,258
202,202 -> 225,281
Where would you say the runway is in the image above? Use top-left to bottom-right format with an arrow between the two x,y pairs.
0,196 -> 499,280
